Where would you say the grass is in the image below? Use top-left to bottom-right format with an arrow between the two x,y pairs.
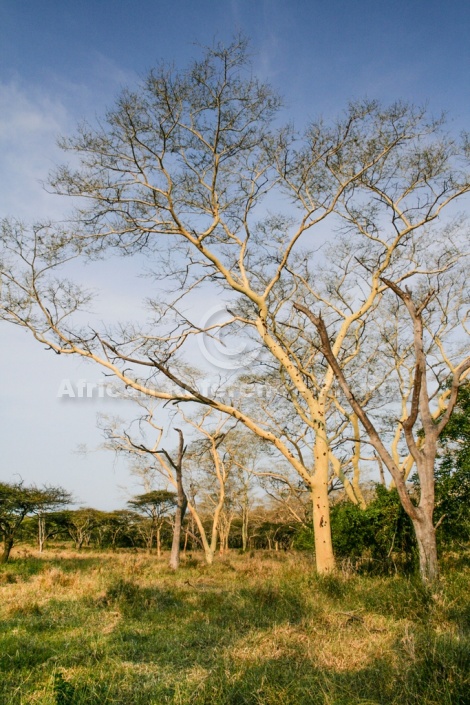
0,549 -> 469,704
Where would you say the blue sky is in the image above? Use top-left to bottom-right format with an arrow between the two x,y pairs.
1,0 -> 469,120
1,0 -> 469,508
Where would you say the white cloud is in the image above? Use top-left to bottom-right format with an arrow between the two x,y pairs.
0,81 -> 71,220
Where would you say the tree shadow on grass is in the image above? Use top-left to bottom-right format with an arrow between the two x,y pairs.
0,555 -> 103,580
0,579 -> 307,676
2,630 -> 468,705
102,579 -> 307,668
189,631 -> 470,705
2,576 -> 469,705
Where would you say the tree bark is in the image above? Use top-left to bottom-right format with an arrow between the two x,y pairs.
311,435 -> 336,574
295,303 -> 446,581
38,514 -> 46,553
169,429 -> 187,570
1,536 -> 14,563
241,504 -> 249,553
156,526 -> 162,558
413,512 -> 439,583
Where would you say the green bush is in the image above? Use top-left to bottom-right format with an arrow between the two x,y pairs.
294,486 -> 416,573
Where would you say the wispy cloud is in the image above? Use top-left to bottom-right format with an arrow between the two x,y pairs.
0,81 -> 70,220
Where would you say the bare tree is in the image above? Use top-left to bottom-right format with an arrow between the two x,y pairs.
166,429 -> 188,569
101,409 -> 188,568
1,39 -> 470,576
294,225 -> 470,581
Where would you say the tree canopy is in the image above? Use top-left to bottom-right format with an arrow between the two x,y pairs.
1,38 -> 469,580
0,482 -> 71,562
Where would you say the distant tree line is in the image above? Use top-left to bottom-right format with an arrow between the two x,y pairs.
1,380 -> 468,572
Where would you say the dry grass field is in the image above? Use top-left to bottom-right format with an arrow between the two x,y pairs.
0,549 -> 469,704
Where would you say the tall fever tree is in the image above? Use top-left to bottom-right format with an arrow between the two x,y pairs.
1,38 -> 469,577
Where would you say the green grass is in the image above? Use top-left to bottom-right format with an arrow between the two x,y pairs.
0,550 -> 469,704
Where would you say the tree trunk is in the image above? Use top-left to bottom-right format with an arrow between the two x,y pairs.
218,516 -> 233,555
311,435 -> 336,574
146,532 -> 153,553
169,493 -> 187,569
1,536 -> 14,563
38,514 -> 46,553
226,518 -> 233,552
156,526 -> 162,558
412,512 -> 439,583
241,507 -> 248,552
186,503 -> 216,566
169,430 -> 188,570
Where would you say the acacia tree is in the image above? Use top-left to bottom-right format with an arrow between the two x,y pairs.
104,405 -> 239,565
214,427 -> 263,553
0,482 -> 71,562
183,411 -> 238,562
165,429 -> 188,569
128,490 -> 176,556
63,508 -> 104,550
99,509 -> 140,550
294,221 -> 470,581
101,409 -> 189,568
1,38 -> 470,576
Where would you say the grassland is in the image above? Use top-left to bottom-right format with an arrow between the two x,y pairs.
0,548 -> 469,705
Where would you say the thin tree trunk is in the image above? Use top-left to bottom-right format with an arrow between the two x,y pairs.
223,517 -> 233,553
169,429 -> 187,570
146,532 -> 153,553
185,502 -> 216,565
241,505 -> 249,552
169,494 -> 187,569
38,514 -> 46,553
351,415 -> 367,508
156,526 -> 162,558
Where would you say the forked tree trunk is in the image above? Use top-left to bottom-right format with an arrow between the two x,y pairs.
218,516 -> 233,555
294,300 -> 454,584
185,502 -> 218,565
204,547 -> 215,565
